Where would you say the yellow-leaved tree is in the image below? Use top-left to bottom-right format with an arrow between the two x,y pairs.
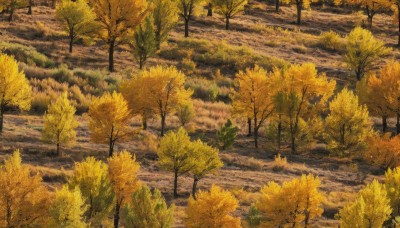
0,150 -> 51,227
364,134 -> 400,169
231,65 -> 275,148
256,174 -> 324,227
213,0 -> 247,30
108,151 -> 141,228
0,0 -> 28,21
142,65 -> 192,136
42,92 -> 78,157
88,0 -> 150,71
345,27 -> 391,81
122,185 -> 175,227
278,63 -> 336,153
56,0 -> 98,53
282,0 -> 317,25
385,167 -> 400,217
339,180 -> 391,228
48,186 -> 87,228
68,157 -> 114,224
185,185 -> 241,228
151,0 -> 179,49
88,92 -> 134,157
178,0 -> 204,37
0,54 -> 32,133
157,127 -> 195,197
190,140 -> 223,198
324,88 -> 372,155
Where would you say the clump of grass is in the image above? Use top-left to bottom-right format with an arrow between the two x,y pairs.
318,30 -> 344,52
272,153 -> 288,172
0,41 -> 55,67
292,45 -> 307,54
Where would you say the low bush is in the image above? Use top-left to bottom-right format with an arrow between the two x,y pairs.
0,42 -> 55,67
318,31 -> 344,52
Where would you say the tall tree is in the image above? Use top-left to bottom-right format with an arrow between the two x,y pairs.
151,0 -> 178,49
385,167 -> 400,216
131,16 -> 156,69
185,185 -> 241,228
141,65 -> 192,136
177,0 -> 203,37
108,151 -> 141,228
68,157 -> 114,224
122,185 -> 175,227
325,88 -> 372,154
56,0 -> 98,53
0,0 -> 28,21
345,27 -> 391,81
190,140 -> 223,199
282,0 -> 317,25
157,128 -> 195,197
42,92 -> 78,157
277,63 -> 335,153
0,150 -> 51,227
49,186 -> 87,228
339,180 -> 391,228
231,65 -> 275,148
0,54 -> 31,133
89,0 -> 150,71
213,0 -> 247,30
87,92 -> 134,157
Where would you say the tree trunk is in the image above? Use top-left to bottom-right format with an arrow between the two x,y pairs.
174,170 -> 179,198
277,115 -> 282,150
109,138 -> 114,157
382,115 -> 387,133
247,118 -> 252,137
161,114 -> 166,136
207,3 -> 212,16
142,115 -> 147,130
398,5 -> 400,46
69,31 -> 73,53
397,112 -> 400,135
291,135 -> 296,153
184,19 -> 189,37
8,9 -> 13,22
139,58 -> 144,70
340,124 -> 345,145
296,1 -> 302,25
28,0 -> 33,14
57,143 -> 61,157
367,15 -> 373,30
254,118 -> 258,148
275,0 -> 279,12
114,202 -> 120,228
155,31 -> 161,50
225,16 -> 230,30
192,178 -> 199,199
0,106 -> 3,133
108,40 -> 115,72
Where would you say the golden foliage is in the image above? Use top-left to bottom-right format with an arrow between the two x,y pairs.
385,167 -> 400,217
364,133 -> 400,169
256,174 -> 324,227
339,180 -> 391,228
185,185 -> 241,228
0,150 -> 51,227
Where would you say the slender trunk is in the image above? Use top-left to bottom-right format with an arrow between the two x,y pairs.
275,0 -> 279,12
397,112 -> 400,135
28,0 -> 33,14
0,106 -> 3,133
247,118 -> 252,137
291,136 -> 296,153
174,170 -> 179,198
155,31 -> 161,50
139,58 -> 144,69
296,1 -> 302,25
161,114 -> 166,136
108,40 -> 115,72
192,178 -> 199,199
109,138 -> 114,157
398,5 -> 400,46
207,3 -> 212,16
356,66 -> 362,81
69,31 -> 73,53
382,115 -> 387,133
340,124 -> 345,145
225,16 -> 230,30
184,19 -> 189,37
277,114 -> 282,150
114,201 -> 120,228
57,143 -> 61,157
8,9 -> 13,22
254,118 -> 258,148
142,115 -> 147,130
368,15 -> 373,30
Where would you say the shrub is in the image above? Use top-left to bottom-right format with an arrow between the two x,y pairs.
185,78 -> 219,102
176,103 -> 195,127
271,154 -> 288,172
364,133 -> 400,169
319,31 -> 344,52
246,205 -> 261,228
217,119 -> 239,150
0,41 -> 54,67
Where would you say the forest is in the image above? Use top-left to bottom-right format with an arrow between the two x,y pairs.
1,0 -> 400,226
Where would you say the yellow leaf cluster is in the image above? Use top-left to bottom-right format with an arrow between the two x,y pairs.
364,133 -> 400,169
0,150 -> 51,227
185,185 -> 241,228
256,174 -> 324,227
339,180 -> 391,228
385,167 -> 400,217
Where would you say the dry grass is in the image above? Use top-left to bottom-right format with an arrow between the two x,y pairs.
271,153 -> 289,172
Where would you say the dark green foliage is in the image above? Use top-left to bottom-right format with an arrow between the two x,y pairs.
217,119 -> 239,150
246,204 -> 261,228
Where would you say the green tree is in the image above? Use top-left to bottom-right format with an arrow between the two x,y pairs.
217,119 -> 238,150
131,16 -> 156,69
345,27 -> 391,80
49,186 -> 87,228
178,0 -> 203,37
122,185 -> 175,227
157,127 -> 195,197
56,0 -> 98,53
213,0 -> 247,30
151,0 -> 178,49
42,92 -> 78,157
